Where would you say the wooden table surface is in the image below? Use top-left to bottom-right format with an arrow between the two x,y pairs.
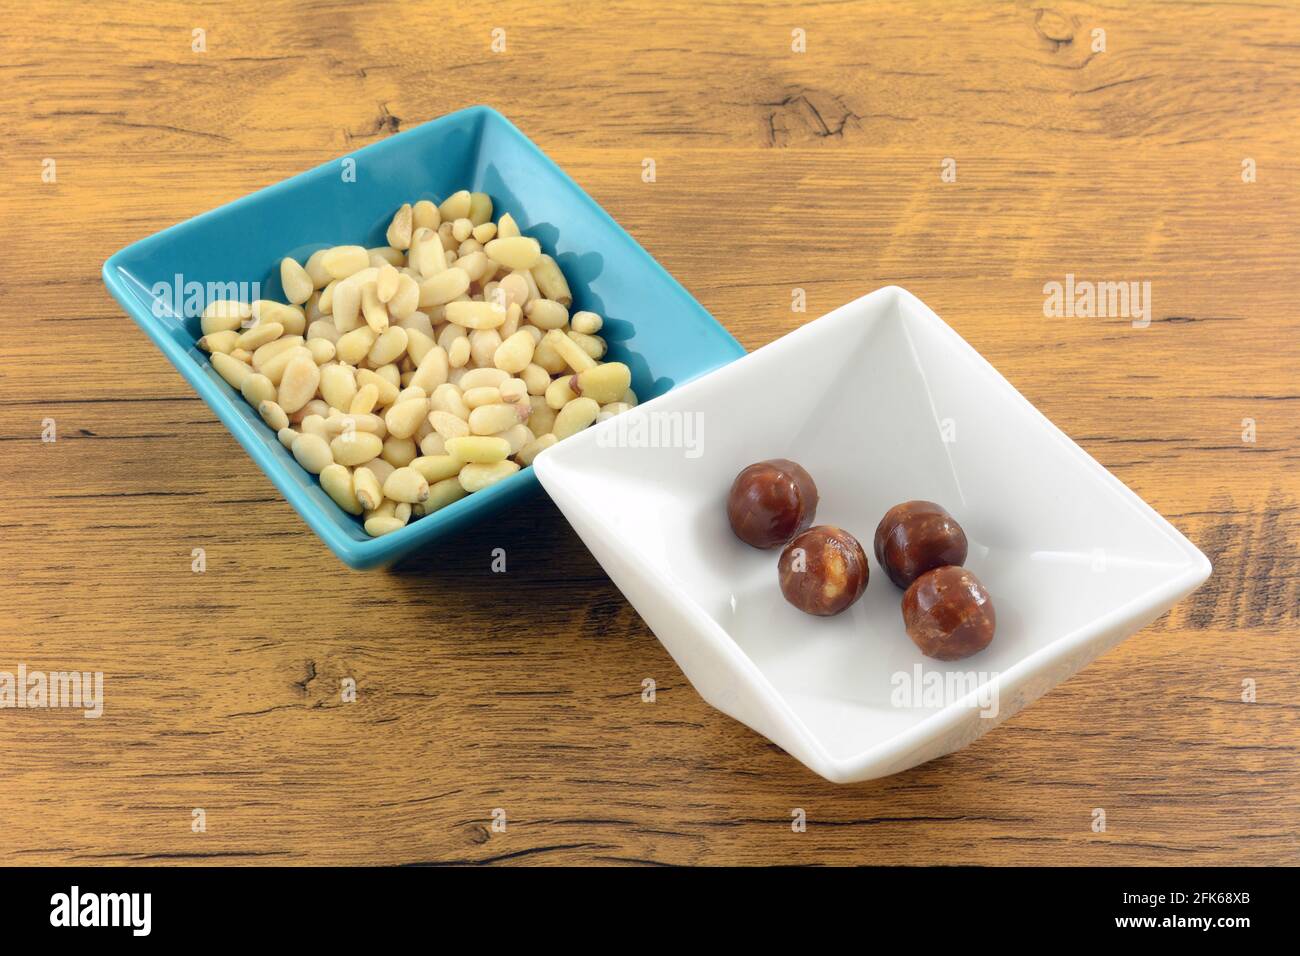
2,0 -> 1296,866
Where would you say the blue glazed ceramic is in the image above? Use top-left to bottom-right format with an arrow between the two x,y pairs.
103,106 -> 745,569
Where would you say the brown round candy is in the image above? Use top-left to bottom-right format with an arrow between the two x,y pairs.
778,525 -> 869,616
727,459 -> 819,549
901,566 -> 995,660
874,500 -> 969,589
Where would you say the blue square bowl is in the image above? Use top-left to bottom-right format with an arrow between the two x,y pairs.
103,106 -> 744,569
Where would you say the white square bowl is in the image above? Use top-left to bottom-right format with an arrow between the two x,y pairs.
534,287 -> 1211,783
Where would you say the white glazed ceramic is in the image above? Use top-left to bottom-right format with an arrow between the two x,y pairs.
534,287 -> 1211,783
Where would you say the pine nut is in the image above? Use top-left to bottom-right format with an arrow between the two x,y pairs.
364,514 -> 405,537
472,222 -> 497,243
445,300 -> 507,330
410,454 -> 464,483
554,397 -> 600,440
332,278 -> 362,332
412,200 -> 440,231
260,345 -> 311,386
388,274 -> 420,319
418,267 -> 470,307
253,335 -> 304,371
386,204 -> 413,250
456,251 -> 490,283
385,397 -> 430,439
350,383 -> 379,414
277,426 -> 298,449
241,372 -> 277,407
368,326 -> 408,367
532,335 -> 567,374
353,466 -> 383,510
259,400 -> 289,431
524,298 -> 569,331
405,327 -> 435,366
469,402 -> 521,436
291,432 -> 334,474
357,368 -> 399,406
419,433 -> 446,457
305,249 -> 332,289
337,326 -> 378,365
277,354 -> 321,414
531,255 -> 573,305
493,329 -> 535,373
485,237 -> 542,271
458,460 -> 520,493
571,310 -> 603,334
497,213 -> 521,239
361,282 -> 389,333
448,336 -> 471,368
451,218 -> 473,243
253,300 -> 307,335
200,299 -> 251,335
521,363 -> 551,395
307,339 -> 336,364
546,375 -> 579,410
497,272 -> 530,309
318,364 -> 357,411
462,386 -> 502,409
411,227 -> 448,276
230,348 -> 253,363
382,435 -> 418,468
408,345 -> 449,393
212,351 -> 254,390
280,258 -> 313,305
293,399 -> 330,424
430,409 -> 470,440
376,262 -> 400,302
431,383 -> 471,420
381,465 -> 430,504
198,330 -> 240,355
320,463 -> 363,515
307,319 -> 339,344
568,330 -> 607,360
517,433 -> 557,466
499,377 -> 528,404
495,423 -> 532,455
469,329 -> 502,368
302,414 -> 330,439
425,476 -> 468,513
331,431 -> 383,466
446,435 -> 510,464
322,245 -> 370,280
438,190 -> 472,221
366,457 -> 395,487
528,396 -> 557,437
573,362 -> 631,405
234,321 -> 281,352
543,328 -> 597,373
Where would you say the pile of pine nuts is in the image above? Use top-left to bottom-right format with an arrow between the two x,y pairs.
198,191 -> 635,537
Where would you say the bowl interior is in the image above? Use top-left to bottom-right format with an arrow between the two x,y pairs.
104,107 -> 743,566
537,288 -> 1205,761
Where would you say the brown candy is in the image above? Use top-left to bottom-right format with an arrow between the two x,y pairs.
901,566 -> 995,660
778,525 -> 869,616
874,500 -> 968,589
727,459 -> 819,549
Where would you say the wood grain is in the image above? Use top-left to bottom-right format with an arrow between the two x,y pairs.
1,0 -> 1296,865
